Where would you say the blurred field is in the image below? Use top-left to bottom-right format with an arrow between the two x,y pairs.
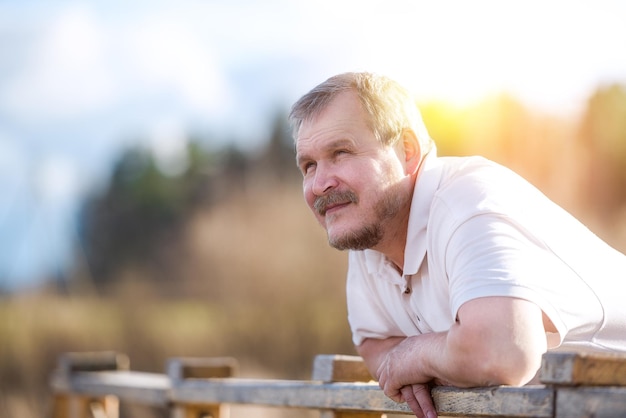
0,186 -> 353,418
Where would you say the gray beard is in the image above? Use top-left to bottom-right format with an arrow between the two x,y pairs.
327,182 -> 408,251
329,223 -> 382,251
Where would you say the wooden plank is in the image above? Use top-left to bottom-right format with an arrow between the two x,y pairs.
312,357 -> 381,418
50,394 -> 120,418
167,357 -> 239,381
58,351 -> 129,373
540,351 -> 626,386
168,357 -> 238,418
312,355 -> 374,383
50,370 -> 170,407
433,385 -> 553,418
170,378 -> 402,412
555,386 -> 626,418
51,351 -> 130,418
51,368 -> 555,417
171,378 -> 554,417
320,412 -> 386,418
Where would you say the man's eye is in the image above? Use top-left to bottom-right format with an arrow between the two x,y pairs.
302,162 -> 315,174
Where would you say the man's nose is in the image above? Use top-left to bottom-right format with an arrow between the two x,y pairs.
311,163 -> 338,196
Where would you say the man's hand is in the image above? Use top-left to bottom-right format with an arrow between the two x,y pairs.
376,334 -> 443,400
357,335 -> 441,418
375,334 -> 442,418
356,297 -> 552,417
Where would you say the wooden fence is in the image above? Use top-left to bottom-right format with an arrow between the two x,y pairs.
49,350 -> 626,418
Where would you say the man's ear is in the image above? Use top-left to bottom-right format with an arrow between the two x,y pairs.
401,128 -> 422,175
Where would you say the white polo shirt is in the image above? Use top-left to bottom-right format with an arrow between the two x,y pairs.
347,152 -> 626,352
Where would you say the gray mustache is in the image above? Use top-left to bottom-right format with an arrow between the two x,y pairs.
313,191 -> 358,215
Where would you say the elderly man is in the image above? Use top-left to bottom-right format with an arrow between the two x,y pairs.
290,72 -> 626,418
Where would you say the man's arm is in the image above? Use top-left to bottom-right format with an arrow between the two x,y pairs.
358,296 -> 550,401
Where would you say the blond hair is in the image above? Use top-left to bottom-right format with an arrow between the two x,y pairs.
289,72 -> 433,152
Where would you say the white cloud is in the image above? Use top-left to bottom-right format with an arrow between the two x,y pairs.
34,155 -> 82,208
0,133 -> 28,222
121,16 -> 232,117
150,118 -> 190,177
3,5 -> 119,121
2,3 -> 236,125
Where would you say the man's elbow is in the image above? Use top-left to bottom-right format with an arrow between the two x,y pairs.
448,334 -> 544,387
477,351 -> 541,386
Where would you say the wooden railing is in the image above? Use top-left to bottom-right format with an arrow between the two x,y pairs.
49,351 -> 626,418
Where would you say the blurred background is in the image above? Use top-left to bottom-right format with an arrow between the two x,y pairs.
1,1 -> 626,417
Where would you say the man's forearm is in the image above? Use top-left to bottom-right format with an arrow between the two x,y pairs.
371,297 -> 549,397
356,336 -> 405,379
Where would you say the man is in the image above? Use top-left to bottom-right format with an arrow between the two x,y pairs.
290,72 -> 626,418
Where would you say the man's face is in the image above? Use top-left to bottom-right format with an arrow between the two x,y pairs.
295,91 -> 411,251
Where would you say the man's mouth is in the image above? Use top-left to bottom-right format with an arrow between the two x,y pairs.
323,202 -> 350,215
314,191 -> 358,216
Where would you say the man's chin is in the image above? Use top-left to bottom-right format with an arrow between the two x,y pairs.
326,227 -> 353,251
327,226 -> 381,251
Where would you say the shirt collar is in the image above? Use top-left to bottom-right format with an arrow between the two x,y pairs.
357,148 -> 443,286
401,149 -> 443,276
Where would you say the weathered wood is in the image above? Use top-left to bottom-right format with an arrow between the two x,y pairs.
58,351 -> 130,374
554,386 -> 626,418
170,377 -> 557,417
432,385 -> 553,417
49,352 -> 626,418
168,357 -> 238,418
312,355 -> 381,418
50,370 -> 170,407
50,395 -> 120,418
540,351 -> 626,386
50,351 -> 130,418
170,404 -> 223,418
320,412 -> 387,418
170,378 -> 401,412
312,355 -> 373,383
168,357 -> 239,381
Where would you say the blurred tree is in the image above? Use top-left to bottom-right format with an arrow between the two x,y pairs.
73,112 -> 298,293
578,84 -> 626,213
256,111 -> 300,183
76,140 -> 222,291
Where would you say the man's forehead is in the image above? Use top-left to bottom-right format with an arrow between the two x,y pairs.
296,120 -> 358,155
297,98 -> 365,138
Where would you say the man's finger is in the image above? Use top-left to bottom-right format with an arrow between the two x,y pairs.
411,384 -> 437,418
400,385 -> 425,418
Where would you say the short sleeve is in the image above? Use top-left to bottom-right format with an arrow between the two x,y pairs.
444,213 -> 603,345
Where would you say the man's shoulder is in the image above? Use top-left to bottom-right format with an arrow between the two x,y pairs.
436,155 -> 521,201
438,155 -> 511,182
430,155 -> 540,226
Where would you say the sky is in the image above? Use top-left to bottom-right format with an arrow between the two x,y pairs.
1,0 -> 625,291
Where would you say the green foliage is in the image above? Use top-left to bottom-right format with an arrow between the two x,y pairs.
79,143 -> 208,284
77,112 -> 298,289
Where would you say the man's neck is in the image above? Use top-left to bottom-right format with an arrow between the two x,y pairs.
373,210 -> 410,274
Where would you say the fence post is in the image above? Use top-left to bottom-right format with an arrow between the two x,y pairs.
312,355 -> 385,418
167,357 -> 239,418
50,351 -> 129,418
